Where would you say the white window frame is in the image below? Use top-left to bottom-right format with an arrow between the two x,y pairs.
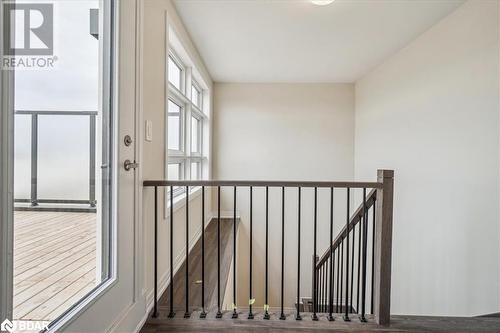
167,158 -> 186,197
166,47 -> 209,198
191,80 -> 202,109
167,96 -> 185,156
190,112 -> 202,157
189,159 -> 202,181
167,51 -> 185,94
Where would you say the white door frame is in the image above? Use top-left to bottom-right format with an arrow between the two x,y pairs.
0,0 -> 145,330
0,0 -> 15,322
50,0 -> 145,331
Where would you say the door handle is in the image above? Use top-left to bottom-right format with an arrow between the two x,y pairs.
124,159 -> 139,171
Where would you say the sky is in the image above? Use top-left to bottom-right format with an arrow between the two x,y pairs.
14,0 -> 100,200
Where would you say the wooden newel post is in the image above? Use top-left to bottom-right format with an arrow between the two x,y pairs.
374,169 -> 394,325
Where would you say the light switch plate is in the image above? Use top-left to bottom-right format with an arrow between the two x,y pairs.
145,120 -> 153,142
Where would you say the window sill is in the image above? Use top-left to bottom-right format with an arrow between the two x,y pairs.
166,186 -> 202,217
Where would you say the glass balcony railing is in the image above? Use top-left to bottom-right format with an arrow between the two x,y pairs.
14,110 -> 97,211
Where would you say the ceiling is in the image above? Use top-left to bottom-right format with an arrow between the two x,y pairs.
173,0 -> 464,83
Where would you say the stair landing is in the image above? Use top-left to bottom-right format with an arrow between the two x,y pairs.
142,311 -> 500,333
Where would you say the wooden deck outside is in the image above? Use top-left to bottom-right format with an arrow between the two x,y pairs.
13,211 -> 97,322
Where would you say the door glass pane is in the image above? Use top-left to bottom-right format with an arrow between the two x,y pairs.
168,100 -> 181,151
14,115 -> 31,199
11,0 -> 112,325
168,56 -> 182,91
38,115 -> 89,200
191,116 -> 200,153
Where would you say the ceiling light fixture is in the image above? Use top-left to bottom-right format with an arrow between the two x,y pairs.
311,0 -> 335,5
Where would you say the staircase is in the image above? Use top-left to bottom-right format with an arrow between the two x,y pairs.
143,169 -> 394,327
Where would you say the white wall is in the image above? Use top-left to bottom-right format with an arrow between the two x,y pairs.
213,83 -> 356,308
354,0 -> 500,317
141,0 -> 213,318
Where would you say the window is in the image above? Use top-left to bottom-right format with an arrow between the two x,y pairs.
166,44 -> 209,194
190,161 -> 200,180
191,82 -> 201,109
168,55 -> 183,92
168,163 -> 182,180
168,99 -> 182,152
191,115 -> 201,154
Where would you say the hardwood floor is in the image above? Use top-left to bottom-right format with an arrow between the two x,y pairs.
142,311 -> 500,333
13,211 -> 97,321
157,218 -> 235,313
141,217 -> 500,332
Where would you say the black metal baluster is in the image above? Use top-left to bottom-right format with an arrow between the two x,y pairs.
233,186 -> 239,319
200,186 -> 207,318
280,187 -> 286,320
324,264 -> 327,312
357,212 -> 362,314
248,186 -> 255,319
336,244 -> 340,313
350,222 -> 355,314
312,187 -> 319,321
168,186 -> 175,318
153,186 -> 158,317
339,240 -> 343,315
30,113 -> 38,206
316,264 -> 320,314
263,186 -> 270,320
360,188 -> 368,322
324,265 -> 327,313
331,250 -> 336,317
328,187 -> 334,321
371,202 -> 376,315
184,186 -> 190,318
296,187 -> 302,320
321,261 -> 328,312
344,188 -> 350,321
319,265 -> 323,313
216,186 -> 223,318
327,260 -> 330,314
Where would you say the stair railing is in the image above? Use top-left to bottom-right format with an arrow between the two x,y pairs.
314,169 -> 393,324
143,169 -> 393,325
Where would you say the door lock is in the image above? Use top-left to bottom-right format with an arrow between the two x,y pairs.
124,135 -> 133,146
124,159 -> 139,171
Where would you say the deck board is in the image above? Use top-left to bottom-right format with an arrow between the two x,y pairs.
13,211 -> 97,322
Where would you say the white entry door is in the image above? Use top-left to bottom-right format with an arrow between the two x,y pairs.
50,0 -> 144,331
1,0 -> 143,332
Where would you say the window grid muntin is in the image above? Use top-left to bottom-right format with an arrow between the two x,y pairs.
167,50 -> 208,198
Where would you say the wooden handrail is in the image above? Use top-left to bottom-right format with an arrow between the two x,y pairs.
315,189 -> 377,268
143,180 -> 382,189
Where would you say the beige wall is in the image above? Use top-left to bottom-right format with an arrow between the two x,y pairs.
213,83 -> 356,309
141,0 -> 500,318
355,0 -> 499,316
141,0 -> 213,310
